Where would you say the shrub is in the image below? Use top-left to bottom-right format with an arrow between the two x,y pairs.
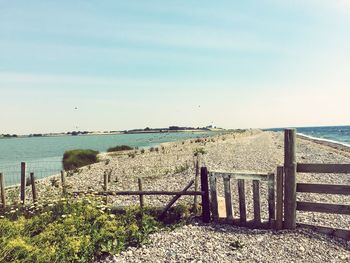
128,153 -> 136,158
149,147 -> 155,152
174,164 -> 190,174
193,148 -> 206,157
62,149 -> 99,171
140,149 -> 145,154
0,199 -> 191,262
107,145 -> 133,152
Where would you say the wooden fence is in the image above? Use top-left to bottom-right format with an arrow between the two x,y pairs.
208,170 -> 279,229
0,163 -> 210,223
284,129 -> 350,240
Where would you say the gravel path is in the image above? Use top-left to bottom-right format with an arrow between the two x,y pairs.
114,223 -> 349,263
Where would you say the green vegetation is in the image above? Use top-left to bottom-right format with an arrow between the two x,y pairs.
0,198 -> 192,262
62,149 -> 99,171
107,145 -> 133,152
193,147 -> 207,157
174,163 -> 190,174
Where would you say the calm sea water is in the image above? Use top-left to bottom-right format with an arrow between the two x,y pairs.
0,131 -> 218,186
268,125 -> 350,146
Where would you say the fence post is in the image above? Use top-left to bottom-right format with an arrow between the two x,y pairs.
60,171 -> 67,196
20,162 -> 26,204
103,172 -> 108,204
0,173 -> 5,209
138,178 -> 144,209
200,166 -> 210,223
284,129 -> 297,229
193,157 -> 199,214
276,166 -> 284,230
30,173 -> 37,203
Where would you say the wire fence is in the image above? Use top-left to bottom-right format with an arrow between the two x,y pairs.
0,161 -> 63,187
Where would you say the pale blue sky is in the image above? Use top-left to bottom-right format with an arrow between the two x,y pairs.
1,0 -> 349,134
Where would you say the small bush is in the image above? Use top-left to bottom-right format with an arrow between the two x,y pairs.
193,148 -> 206,157
174,164 -> 190,174
107,145 -> 133,152
149,147 -> 155,152
140,149 -> 145,154
128,153 -> 136,158
63,149 -> 99,171
50,178 -> 60,188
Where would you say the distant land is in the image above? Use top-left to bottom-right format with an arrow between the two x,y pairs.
0,125 -> 224,138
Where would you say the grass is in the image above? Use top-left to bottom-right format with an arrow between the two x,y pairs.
62,149 -> 99,171
107,145 -> 133,152
0,198 -> 192,262
193,147 -> 206,157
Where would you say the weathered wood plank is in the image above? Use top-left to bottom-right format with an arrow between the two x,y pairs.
209,173 -> 219,221
201,167 -> 211,223
0,173 -> 5,209
237,179 -> 246,224
297,163 -> 350,174
217,218 -> 272,229
194,158 -> 199,214
276,166 -> 284,230
211,171 -> 269,181
159,180 -> 194,220
268,173 -> 275,226
297,223 -> 350,241
223,176 -> 234,222
297,183 -> 350,195
297,201 -> 350,215
30,173 -> 37,203
284,129 -> 297,229
253,180 -> 261,226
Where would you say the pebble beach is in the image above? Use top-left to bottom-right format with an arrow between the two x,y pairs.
6,130 -> 350,262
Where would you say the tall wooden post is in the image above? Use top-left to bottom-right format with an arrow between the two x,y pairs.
60,171 -> 67,195
138,178 -> 144,209
30,173 -> 37,203
276,166 -> 284,230
20,162 -> 26,204
284,129 -> 297,229
200,167 -> 210,223
0,173 -> 6,209
193,157 -> 199,214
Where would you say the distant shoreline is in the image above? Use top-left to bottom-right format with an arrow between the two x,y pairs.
0,128 -> 223,139
297,133 -> 350,155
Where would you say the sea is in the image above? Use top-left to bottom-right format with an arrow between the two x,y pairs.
267,125 -> 350,146
0,131 -> 220,186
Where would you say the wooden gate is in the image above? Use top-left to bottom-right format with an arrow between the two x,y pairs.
283,129 -> 350,240
208,170 -> 278,229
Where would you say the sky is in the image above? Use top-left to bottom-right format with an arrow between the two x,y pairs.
0,0 -> 350,134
